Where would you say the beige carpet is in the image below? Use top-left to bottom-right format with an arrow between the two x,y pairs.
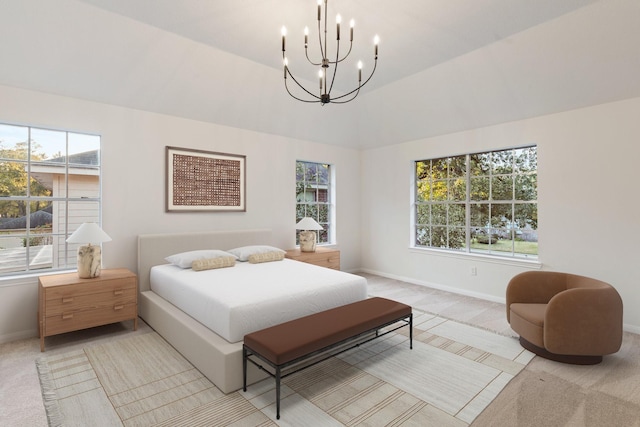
36,311 -> 533,426
472,330 -> 640,427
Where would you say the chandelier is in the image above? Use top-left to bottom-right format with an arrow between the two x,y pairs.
281,0 -> 379,105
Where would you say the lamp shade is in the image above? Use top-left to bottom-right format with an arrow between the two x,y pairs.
295,217 -> 323,231
66,222 -> 112,245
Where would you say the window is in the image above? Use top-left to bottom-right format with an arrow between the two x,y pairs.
295,161 -> 332,244
414,146 -> 537,258
0,123 -> 101,276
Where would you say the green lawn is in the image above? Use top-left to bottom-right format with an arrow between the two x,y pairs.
470,239 -> 538,255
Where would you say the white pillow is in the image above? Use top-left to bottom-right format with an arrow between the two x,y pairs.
165,250 -> 238,268
227,245 -> 285,262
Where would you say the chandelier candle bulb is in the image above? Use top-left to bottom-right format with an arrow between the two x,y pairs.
281,26 -> 286,51
304,26 -> 309,47
336,14 -> 341,40
350,19 -> 354,41
317,0 -> 321,21
374,35 -> 379,56
358,61 -> 362,81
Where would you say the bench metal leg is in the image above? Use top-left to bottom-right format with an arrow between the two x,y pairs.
409,313 -> 413,349
242,346 -> 247,392
276,367 -> 281,420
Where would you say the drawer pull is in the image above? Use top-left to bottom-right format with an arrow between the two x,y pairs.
113,289 -> 124,296
62,297 -> 74,304
62,313 -> 73,320
114,304 -> 124,311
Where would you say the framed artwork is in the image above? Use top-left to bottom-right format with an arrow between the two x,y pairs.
166,146 -> 246,212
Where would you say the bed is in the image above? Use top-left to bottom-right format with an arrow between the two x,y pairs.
137,229 -> 367,393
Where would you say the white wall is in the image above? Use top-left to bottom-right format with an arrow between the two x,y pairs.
361,96 -> 640,332
0,85 -> 362,342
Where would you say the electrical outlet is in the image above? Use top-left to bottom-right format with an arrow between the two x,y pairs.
470,266 -> 477,276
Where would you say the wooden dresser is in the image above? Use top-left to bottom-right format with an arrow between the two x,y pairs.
284,247 -> 340,270
38,268 -> 138,351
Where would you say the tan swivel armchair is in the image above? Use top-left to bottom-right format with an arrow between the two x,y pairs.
506,271 -> 623,364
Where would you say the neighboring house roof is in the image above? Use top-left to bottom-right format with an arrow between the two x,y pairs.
30,150 -> 100,191
47,150 -> 99,165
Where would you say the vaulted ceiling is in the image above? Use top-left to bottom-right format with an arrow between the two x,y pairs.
1,0 -> 639,149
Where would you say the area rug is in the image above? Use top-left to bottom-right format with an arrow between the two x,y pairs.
36,311 -> 534,426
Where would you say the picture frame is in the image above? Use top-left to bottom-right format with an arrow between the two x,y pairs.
166,146 -> 246,212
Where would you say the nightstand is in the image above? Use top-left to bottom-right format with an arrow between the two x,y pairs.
284,247 -> 340,270
38,268 -> 138,351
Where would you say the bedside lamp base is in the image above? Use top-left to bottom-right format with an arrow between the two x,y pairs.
77,244 -> 102,278
299,231 -> 317,252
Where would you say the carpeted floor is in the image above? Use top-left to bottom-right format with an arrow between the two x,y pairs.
364,274 -> 640,427
35,310 -> 532,426
3,273 -> 640,426
472,332 -> 640,427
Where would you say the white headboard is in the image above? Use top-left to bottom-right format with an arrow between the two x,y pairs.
137,229 -> 273,293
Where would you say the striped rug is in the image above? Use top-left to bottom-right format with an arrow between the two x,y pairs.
36,311 -> 533,426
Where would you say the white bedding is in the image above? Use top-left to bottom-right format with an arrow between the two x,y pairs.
150,259 -> 367,343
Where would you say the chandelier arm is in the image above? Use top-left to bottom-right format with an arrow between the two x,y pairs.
283,50 -> 320,100
327,87 -> 360,104
285,81 -> 321,103
330,58 -> 377,102
307,15 -> 324,67
285,67 -> 321,101
305,48 -> 322,66
327,41 -> 353,64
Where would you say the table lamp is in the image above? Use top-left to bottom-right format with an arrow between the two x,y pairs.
296,217 -> 323,252
66,222 -> 112,278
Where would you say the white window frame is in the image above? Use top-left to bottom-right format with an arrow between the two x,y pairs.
0,122 -> 102,277
295,160 -> 334,245
412,145 -> 537,260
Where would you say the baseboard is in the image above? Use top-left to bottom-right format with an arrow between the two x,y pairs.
0,328 -> 38,345
356,268 -> 506,304
623,324 -> 640,335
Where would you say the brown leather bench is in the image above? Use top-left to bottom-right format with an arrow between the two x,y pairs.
243,297 -> 412,419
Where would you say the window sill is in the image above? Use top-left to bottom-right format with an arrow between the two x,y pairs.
0,269 -> 75,288
408,246 -> 542,269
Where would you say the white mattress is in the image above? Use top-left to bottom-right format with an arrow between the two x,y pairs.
150,259 -> 368,343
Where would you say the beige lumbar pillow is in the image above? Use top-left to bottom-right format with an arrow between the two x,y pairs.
248,251 -> 285,264
192,256 -> 236,271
